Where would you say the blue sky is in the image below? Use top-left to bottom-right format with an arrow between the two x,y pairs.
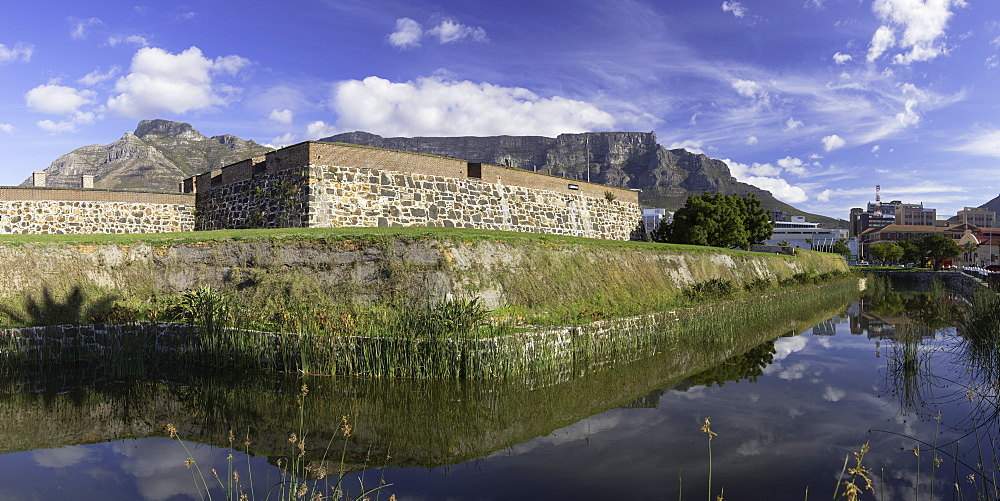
1,0 -> 998,219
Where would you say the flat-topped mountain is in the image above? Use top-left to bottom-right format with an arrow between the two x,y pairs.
23,119 -> 272,191
323,131 -> 843,227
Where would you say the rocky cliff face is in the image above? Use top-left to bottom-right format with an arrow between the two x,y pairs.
25,119 -> 272,191
322,131 -> 814,221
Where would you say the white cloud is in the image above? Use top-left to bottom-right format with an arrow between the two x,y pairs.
785,117 -> 804,131
731,79 -> 766,99
388,18 -> 488,48
331,76 -> 616,137
822,134 -> 846,151
867,25 -> 896,62
25,84 -> 96,115
823,386 -> 847,402
70,17 -> 103,40
871,144 -> 881,153
668,140 -> 704,154
0,123 -> 12,134
722,1 -> 747,18
773,337 -> 808,361
869,0 -> 967,65
992,36 -> 1000,49
833,52 -> 853,64
107,35 -> 150,47
745,135 -> 758,146
950,130 -> 1000,158
78,66 -> 120,86
427,20 -> 488,44
0,42 -> 33,63
988,56 -> 1000,69
37,111 -> 96,133
34,447 -> 93,468
268,132 -> 298,148
777,156 -> 807,175
816,189 -> 833,202
107,46 -> 250,118
305,120 -> 339,139
268,108 -> 293,124
778,361 -> 809,380
388,18 -> 423,48
723,158 -> 808,203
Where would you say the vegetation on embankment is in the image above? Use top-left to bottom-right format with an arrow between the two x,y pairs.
0,226 -> 848,328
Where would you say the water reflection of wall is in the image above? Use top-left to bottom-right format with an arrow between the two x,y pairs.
0,294 -> 855,468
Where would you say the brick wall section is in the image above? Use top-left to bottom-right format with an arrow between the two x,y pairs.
0,188 -> 192,204
0,188 -> 194,234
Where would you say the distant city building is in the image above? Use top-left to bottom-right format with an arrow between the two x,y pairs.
850,207 -> 894,237
954,206 -> 995,228
770,209 -> 788,222
765,216 -> 850,250
641,208 -> 672,234
889,202 -> 936,226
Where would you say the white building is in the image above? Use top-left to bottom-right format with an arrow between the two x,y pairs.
766,216 -> 852,252
642,208 -> 673,234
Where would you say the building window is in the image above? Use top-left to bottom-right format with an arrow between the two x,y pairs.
467,163 -> 482,179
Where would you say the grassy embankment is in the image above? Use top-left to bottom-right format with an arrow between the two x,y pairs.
0,227 -> 855,377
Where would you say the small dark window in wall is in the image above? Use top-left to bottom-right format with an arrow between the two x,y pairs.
467,162 -> 482,179
568,184 -> 579,190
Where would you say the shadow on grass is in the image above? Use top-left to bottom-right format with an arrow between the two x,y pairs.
0,286 -> 119,327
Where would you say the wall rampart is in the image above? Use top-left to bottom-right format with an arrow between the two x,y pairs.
0,188 -> 194,234
309,164 -> 641,239
191,142 -> 642,239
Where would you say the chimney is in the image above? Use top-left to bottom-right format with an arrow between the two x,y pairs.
81,175 -> 94,189
32,171 -> 46,187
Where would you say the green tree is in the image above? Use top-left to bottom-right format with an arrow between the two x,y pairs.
868,241 -> 903,265
832,239 -> 851,257
897,239 -> 922,265
919,233 -> 962,270
665,193 -> 773,249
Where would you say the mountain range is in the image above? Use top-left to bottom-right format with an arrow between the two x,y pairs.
22,119 -> 272,191
25,120 -> 845,226
321,131 -> 846,227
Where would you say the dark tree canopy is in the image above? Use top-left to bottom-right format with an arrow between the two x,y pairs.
868,241 -> 903,265
888,235 -> 962,270
655,193 -> 774,248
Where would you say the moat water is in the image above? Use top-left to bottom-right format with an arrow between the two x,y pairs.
0,277 -> 997,500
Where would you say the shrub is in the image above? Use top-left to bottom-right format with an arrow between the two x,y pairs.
683,278 -> 736,302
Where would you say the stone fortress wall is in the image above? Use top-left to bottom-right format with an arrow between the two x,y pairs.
0,187 -> 194,234
189,142 -> 642,240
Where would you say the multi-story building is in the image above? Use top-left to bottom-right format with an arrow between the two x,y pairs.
955,206 -> 995,228
888,201 -> 937,226
849,208 -> 894,237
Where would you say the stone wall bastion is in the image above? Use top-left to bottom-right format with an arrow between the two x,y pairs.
186,142 -> 643,240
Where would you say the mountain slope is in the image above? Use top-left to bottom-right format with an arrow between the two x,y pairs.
24,120 -> 272,191
322,131 -> 844,227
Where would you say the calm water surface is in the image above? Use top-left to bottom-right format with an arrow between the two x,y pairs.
0,281 -> 996,500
